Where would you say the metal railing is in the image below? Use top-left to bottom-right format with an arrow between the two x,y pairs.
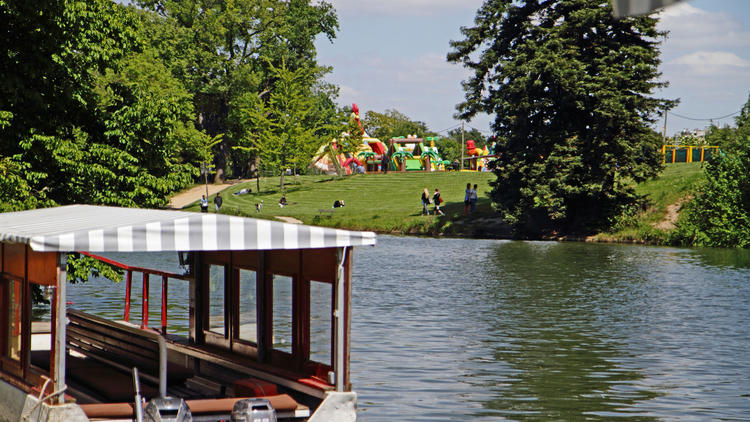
79,252 -> 190,334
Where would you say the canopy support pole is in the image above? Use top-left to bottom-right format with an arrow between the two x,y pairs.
333,247 -> 348,392
54,254 -> 67,404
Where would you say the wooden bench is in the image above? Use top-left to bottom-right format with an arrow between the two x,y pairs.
66,310 -> 193,401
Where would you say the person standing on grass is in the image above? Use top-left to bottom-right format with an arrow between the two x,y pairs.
464,183 -> 471,215
470,184 -> 478,214
200,195 -> 209,213
421,188 -> 431,215
433,188 -> 444,216
214,192 -> 223,211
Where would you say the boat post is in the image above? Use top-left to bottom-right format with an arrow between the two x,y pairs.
54,253 -> 67,404
334,247 -> 348,392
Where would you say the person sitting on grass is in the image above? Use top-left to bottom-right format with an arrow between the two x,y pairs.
333,200 -> 345,208
279,194 -> 287,208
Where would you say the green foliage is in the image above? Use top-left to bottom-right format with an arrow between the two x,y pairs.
1,0 -> 207,209
678,92 -> 750,247
136,0 -> 339,180
448,0 -> 674,235
66,253 -> 124,285
233,59 -> 343,189
362,109 -> 433,140
435,137 -> 460,163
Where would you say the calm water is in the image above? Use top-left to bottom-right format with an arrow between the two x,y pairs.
60,236 -> 750,421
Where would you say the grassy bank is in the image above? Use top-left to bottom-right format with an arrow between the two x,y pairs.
180,163 -> 704,241
183,171 -> 498,236
592,162 -> 705,243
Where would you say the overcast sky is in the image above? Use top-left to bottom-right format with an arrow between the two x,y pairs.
315,0 -> 750,137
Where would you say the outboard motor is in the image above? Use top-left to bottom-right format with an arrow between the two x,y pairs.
143,397 -> 193,422
231,398 -> 277,422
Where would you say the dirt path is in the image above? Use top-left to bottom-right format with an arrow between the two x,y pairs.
168,179 -> 252,209
275,216 -> 303,224
653,196 -> 691,230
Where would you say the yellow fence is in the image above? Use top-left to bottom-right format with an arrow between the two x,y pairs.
661,145 -> 719,164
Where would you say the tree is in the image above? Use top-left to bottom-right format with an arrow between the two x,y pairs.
362,109 -> 432,140
0,0 -> 212,300
234,59 -> 346,190
441,127 -> 488,164
448,0 -> 675,234
135,0 -> 339,181
679,92 -> 750,247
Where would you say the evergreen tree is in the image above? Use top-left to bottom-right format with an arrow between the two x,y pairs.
448,0 -> 676,234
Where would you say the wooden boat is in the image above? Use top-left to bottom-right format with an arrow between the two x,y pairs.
0,205 -> 376,421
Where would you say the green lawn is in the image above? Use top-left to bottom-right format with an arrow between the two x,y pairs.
595,162 -> 705,242
635,162 -> 705,224
179,163 -> 705,241
182,171 -> 497,235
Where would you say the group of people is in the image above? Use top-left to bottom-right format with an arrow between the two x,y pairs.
421,183 -> 479,216
464,183 -> 478,215
200,193 -> 222,213
421,188 -> 445,216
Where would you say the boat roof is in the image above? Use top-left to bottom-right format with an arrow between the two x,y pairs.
0,205 -> 376,252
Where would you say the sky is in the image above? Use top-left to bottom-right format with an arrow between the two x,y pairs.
314,0 -> 750,137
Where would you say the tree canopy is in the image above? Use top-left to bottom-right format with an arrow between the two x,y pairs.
448,0 -> 676,235
135,0 -> 340,181
0,0 -> 211,211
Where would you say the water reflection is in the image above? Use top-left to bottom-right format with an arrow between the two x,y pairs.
478,242 -> 660,420
46,238 -> 750,420
352,237 -> 750,421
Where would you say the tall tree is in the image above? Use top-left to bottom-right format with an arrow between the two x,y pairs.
448,0 -> 675,234
233,59 -> 343,190
0,0 -> 211,209
135,0 -> 338,181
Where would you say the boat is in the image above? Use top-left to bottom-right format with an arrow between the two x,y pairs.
0,205 -> 376,421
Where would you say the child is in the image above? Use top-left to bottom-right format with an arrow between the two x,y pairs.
433,188 -> 444,216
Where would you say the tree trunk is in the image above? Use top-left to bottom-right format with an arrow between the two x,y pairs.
255,157 -> 261,193
214,141 -> 227,184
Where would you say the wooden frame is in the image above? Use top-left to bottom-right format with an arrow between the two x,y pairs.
0,244 -> 60,396
196,248 -> 343,385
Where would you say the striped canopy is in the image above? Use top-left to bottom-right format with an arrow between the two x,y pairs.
0,205 -> 376,252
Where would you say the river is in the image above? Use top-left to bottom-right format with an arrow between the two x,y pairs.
60,236 -> 750,421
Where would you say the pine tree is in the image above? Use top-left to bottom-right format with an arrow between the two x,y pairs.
448,0 -> 676,234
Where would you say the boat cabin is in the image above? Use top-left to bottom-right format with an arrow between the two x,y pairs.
0,205 -> 376,421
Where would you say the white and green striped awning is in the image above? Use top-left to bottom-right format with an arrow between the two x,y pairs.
0,205 -> 376,252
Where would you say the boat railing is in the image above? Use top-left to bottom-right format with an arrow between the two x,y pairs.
79,252 -> 191,334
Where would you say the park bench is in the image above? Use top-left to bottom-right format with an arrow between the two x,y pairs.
63,309 -> 193,401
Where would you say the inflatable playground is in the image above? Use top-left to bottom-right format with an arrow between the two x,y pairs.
461,139 -> 495,172
386,135 -> 451,172
309,103 -> 497,174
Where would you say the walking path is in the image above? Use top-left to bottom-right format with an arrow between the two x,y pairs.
275,216 -> 303,224
168,179 -> 251,209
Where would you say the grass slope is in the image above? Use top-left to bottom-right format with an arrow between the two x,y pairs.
180,163 -> 704,241
594,162 -> 705,242
183,172 -> 498,236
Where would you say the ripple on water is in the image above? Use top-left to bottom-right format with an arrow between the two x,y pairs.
54,238 -> 750,421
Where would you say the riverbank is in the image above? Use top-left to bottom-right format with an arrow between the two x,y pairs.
171,163 -> 704,243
